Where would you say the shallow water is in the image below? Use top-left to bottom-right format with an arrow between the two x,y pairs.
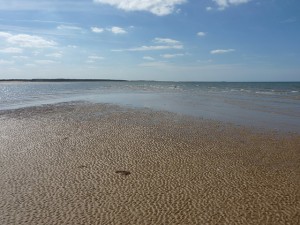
0,81 -> 299,132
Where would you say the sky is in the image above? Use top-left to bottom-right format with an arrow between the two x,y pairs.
0,0 -> 299,81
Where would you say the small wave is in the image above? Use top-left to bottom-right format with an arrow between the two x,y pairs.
291,91 -> 298,93
240,89 -> 251,93
255,91 -> 275,95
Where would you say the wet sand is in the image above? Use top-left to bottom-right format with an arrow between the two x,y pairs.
0,102 -> 299,224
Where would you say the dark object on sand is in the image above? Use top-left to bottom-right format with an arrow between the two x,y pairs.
78,165 -> 88,169
116,170 -> 131,176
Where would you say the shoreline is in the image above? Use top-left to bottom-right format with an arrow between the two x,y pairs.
0,101 -> 299,136
0,102 -> 299,224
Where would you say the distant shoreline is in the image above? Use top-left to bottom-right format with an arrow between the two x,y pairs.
0,79 -> 127,82
0,79 -> 299,83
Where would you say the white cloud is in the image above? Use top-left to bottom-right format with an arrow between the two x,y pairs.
0,47 -> 23,54
0,31 -> 12,38
206,6 -> 213,11
46,52 -> 63,58
212,0 -> 252,10
8,34 -> 57,48
92,26 -> 126,34
86,55 -> 104,63
57,25 -> 82,30
67,45 -> 77,48
0,32 -> 57,48
0,59 -> 14,65
12,56 -> 29,60
176,8 -> 182,14
197,32 -> 206,37
161,53 -> 185,58
210,49 -> 235,54
91,27 -> 104,33
113,37 -> 183,52
88,55 -> 104,60
94,0 -> 187,16
154,38 -> 181,45
107,26 -> 127,34
113,45 -> 183,52
143,56 -> 155,60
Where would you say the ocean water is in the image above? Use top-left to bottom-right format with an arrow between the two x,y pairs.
0,81 -> 299,133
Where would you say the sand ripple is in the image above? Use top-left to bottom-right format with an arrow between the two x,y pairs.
0,102 -> 299,224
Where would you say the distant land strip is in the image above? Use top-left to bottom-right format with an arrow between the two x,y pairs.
0,79 -> 127,82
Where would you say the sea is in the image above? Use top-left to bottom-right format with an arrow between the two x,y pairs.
0,81 -> 299,133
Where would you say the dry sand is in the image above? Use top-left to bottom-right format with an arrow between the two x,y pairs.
0,102 -> 299,225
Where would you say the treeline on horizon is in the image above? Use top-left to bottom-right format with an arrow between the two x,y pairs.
0,79 -> 127,82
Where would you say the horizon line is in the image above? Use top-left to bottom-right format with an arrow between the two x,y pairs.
0,79 -> 299,83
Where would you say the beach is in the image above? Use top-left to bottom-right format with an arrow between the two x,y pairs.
0,102 -> 299,224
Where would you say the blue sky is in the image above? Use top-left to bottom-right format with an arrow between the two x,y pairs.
0,0 -> 299,81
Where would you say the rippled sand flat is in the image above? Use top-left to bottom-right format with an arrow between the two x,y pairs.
0,102 -> 299,225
